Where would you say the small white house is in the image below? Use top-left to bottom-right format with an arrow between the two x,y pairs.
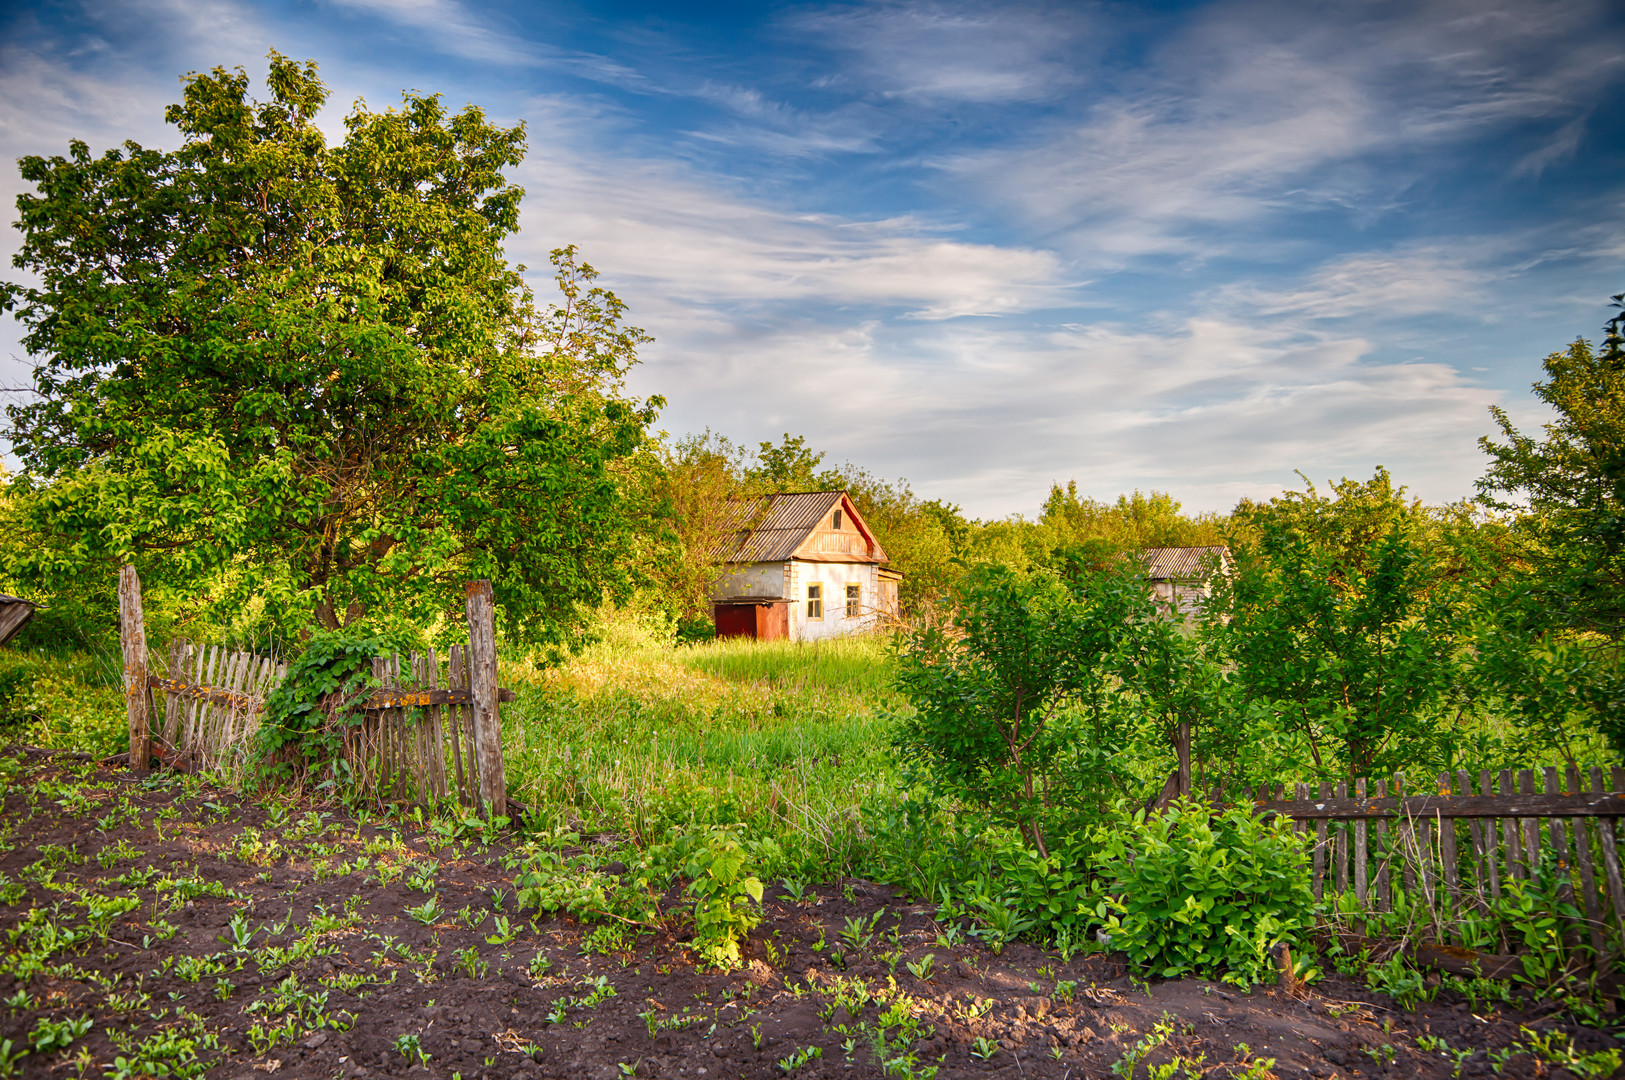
709,491 -> 900,641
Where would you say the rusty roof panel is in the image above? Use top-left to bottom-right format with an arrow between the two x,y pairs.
1141,546 -> 1228,581
710,491 -> 893,564
0,594 -> 37,648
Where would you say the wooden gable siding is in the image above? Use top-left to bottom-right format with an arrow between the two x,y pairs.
791,494 -> 884,563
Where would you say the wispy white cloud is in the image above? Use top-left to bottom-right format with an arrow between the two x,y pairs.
789,1 -> 1096,105
633,309 -> 1507,514
321,0 -> 539,66
509,102 -> 1073,321
1214,246 -> 1497,320
944,0 -> 1623,263
1512,113 -> 1590,179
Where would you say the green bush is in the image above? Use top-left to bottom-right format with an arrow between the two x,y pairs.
668,826 -> 767,970
1091,800 -> 1315,986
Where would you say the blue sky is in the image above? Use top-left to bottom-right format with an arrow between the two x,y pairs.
2,0 -> 1622,517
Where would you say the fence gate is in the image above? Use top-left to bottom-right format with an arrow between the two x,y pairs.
119,568 -> 511,819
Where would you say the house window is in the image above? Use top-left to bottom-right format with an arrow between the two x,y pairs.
834,509 -> 843,530
845,583 -> 861,618
806,583 -> 823,620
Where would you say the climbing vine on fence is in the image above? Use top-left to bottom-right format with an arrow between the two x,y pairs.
253,628 -> 408,783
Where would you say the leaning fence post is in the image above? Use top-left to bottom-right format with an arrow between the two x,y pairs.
1176,722 -> 1191,799
465,579 -> 506,822
118,564 -> 151,774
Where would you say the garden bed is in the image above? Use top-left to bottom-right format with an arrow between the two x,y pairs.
0,753 -> 1616,1079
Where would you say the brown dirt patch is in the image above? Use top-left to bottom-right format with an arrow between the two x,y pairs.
0,754 -> 1617,1079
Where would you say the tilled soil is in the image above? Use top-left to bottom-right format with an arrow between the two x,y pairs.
0,753 -> 1619,1079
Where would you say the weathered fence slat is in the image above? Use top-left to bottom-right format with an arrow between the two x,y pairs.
1568,764 -> 1607,957
1334,781 -> 1349,896
1311,781 -> 1327,900
1354,778 -> 1369,907
1374,778 -> 1391,913
1437,772 -> 1459,928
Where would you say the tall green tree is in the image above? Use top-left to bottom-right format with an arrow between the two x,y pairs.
894,562 -> 1151,856
1,53 -> 659,646
1480,295 -> 1625,639
1207,470 -> 1463,777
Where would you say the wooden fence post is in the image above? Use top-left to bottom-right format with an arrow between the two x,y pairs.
118,565 -> 150,774
1176,722 -> 1191,799
465,579 -> 506,821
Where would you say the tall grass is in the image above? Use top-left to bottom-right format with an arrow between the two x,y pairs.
499,612 -> 902,876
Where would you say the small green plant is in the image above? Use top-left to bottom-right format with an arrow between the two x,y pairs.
406,862 -> 438,892
485,914 -> 519,945
220,912 -> 257,951
1230,1043 -> 1278,1080
582,923 -> 629,956
840,912 -> 883,953
455,946 -> 489,979
30,1014 -> 92,1053
1053,979 -> 1077,1004
1514,1026 -> 1621,1079
1416,1035 -> 1472,1077
1111,1018 -> 1176,1079
406,896 -> 444,926
1363,953 -> 1433,1009
677,827 -> 763,970
0,1040 -> 27,1079
970,1036 -> 998,1061
778,1045 -> 823,1072
904,953 -> 936,981
394,1033 -> 429,1066
529,953 -> 554,979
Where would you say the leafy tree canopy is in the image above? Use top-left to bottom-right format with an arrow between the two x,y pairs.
1480,294 -> 1625,638
1,52 -> 660,647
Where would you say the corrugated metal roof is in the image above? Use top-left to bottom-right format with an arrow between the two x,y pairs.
1141,546 -> 1228,581
0,594 -> 37,648
711,491 -> 845,562
710,491 -> 892,564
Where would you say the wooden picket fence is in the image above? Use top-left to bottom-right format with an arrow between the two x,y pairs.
119,566 -> 510,819
151,639 -> 288,775
1237,767 -> 1625,968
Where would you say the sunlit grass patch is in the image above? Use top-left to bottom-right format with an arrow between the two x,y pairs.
500,611 -> 901,874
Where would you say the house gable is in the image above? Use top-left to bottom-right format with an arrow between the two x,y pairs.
788,492 -> 886,564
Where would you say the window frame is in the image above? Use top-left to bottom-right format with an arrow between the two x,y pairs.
806,582 -> 824,621
845,582 -> 861,618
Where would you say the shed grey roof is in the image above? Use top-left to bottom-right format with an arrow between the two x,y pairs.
1141,546 -> 1229,581
711,491 -> 887,564
0,594 -> 37,647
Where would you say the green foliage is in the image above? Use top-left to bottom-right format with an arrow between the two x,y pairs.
1480,296 -> 1625,640
253,628 -> 404,781
1,53 -> 658,646
894,561 -> 1151,855
0,651 -> 125,758
673,826 -> 764,970
1209,470 -> 1471,777
1041,484 -> 1227,553
1092,800 -> 1316,986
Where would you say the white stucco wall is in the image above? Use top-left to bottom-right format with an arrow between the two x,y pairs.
710,562 -> 789,601
786,560 -> 878,642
